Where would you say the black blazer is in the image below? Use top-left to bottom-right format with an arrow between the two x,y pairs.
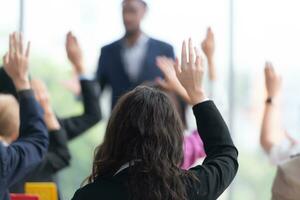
96,37 -> 175,109
71,101 -> 239,200
0,90 -> 48,200
10,79 -> 102,193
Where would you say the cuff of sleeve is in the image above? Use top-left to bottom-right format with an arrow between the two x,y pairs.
192,100 -> 214,113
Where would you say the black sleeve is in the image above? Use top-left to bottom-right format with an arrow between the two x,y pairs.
71,189 -> 82,200
39,128 -> 71,174
0,67 -> 18,99
0,90 -> 48,187
59,80 -> 101,140
188,101 -> 239,200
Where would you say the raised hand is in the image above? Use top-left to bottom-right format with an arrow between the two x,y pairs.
156,56 -> 191,103
31,79 -> 61,130
264,62 -> 282,99
66,32 -> 85,75
176,39 -> 207,105
201,27 -> 215,59
202,27 -> 216,81
3,32 -> 31,90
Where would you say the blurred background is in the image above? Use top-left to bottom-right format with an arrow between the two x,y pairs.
1,0 -> 300,199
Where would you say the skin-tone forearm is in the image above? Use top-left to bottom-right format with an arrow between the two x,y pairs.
260,100 -> 285,153
66,32 -> 86,76
207,57 -> 217,81
261,62 -> 286,153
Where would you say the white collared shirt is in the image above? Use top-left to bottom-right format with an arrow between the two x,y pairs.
122,34 -> 150,82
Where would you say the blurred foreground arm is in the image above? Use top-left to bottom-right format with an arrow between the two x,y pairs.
0,32 -> 48,187
60,32 -> 101,140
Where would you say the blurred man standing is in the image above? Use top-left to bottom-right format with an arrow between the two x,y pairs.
96,0 -> 175,109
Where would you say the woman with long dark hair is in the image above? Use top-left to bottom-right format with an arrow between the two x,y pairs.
72,39 -> 238,200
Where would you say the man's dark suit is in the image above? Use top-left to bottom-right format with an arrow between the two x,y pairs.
96,37 -> 175,109
0,90 -> 48,200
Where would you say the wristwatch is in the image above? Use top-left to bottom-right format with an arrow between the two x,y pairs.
266,97 -> 273,104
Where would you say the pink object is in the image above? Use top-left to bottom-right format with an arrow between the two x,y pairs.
182,130 -> 206,169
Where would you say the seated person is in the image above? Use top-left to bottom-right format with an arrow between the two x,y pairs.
9,32 -> 102,193
260,62 -> 300,165
0,32 -> 48,200
261,62 -> 300,200
272,155 -> 300,200
71,39 -> 238,200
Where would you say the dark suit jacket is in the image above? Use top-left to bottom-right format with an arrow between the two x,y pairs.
71,101 -> 239,200
96,37 -> 175,109
0,90 -> 48,200
10,79 -> 102,193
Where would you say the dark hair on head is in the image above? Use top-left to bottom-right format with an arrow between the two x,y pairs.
87,85 -> 197,200
142,81 -> 188,128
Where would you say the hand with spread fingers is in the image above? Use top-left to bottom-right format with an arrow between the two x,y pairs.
264,62 -> 282,99
3,32 -> 31,90
31,79 -> 61,131
176,39 -> 207,105
66,32 -> 85,75
156,56 -> 190,103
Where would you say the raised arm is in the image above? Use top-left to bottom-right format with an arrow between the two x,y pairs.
31,79 -> 71,173
260,62 -> 285,153
202,27 -> 216,82
60,32 -> 101,140
0,32 -> 48,186
176,39 -> 238,199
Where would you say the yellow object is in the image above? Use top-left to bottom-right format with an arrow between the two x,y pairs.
25,182 -> 58,200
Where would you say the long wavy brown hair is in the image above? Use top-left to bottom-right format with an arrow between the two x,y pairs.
87,86 -> 197,200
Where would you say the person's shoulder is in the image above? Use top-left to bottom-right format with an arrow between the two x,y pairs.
101,39 -> 123,52
149,38 -> 173,49
72,182 -> 100,199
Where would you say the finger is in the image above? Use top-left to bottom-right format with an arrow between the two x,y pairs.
13,32 -> 19,56
155,77 -> 169,90
188,38 -> 194,65
195,49 -> 202,70
9,34 -> 14,59
25,41 -> 31,58
19,32 -> 24,55
165,57 -> 175,68
265,62 -> 273,78
208,27 -> 214,38
66,32 -> 72,47
156,57 -> 164,70
268,62 -> 275,77
181,40 -> 187,67
72,34 -> 78,44
264,62 -> 269,75
174,57 -> 181,74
